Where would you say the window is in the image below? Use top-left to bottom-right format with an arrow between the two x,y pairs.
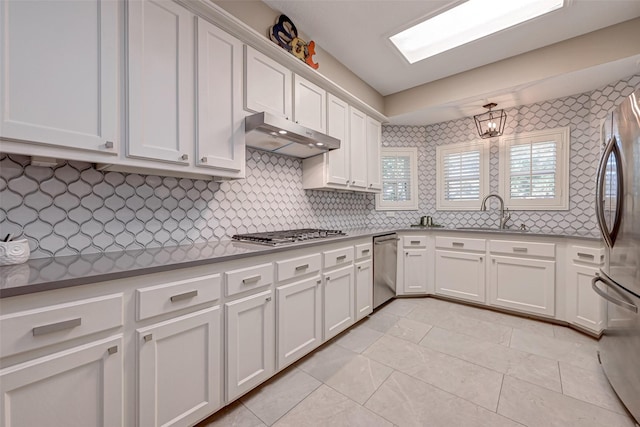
375,147 -> 419,211
499,127 -> 570,210
436,141 -> 489,210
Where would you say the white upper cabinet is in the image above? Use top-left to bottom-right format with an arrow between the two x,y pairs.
366,116 -> 382,191
244,46 -> 292,119
0,0 -> 118,154
195,17 -> 245,173
326,94 -> 350,186
127,0 -> 194,164
293,74 -> 326,133
349,106 -> 368,189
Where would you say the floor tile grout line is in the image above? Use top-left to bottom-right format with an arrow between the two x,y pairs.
259,379 -> 323,427
320,380 -> 398,426
495,374 -> 505,413
557,361 -> 564,395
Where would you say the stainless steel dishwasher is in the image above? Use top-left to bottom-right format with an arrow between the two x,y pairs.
373,233 -> 398,309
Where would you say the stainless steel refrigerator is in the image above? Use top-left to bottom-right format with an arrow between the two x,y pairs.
593,88 -> 640,423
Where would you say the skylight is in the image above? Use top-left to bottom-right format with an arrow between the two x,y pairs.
390,0 -> 564,64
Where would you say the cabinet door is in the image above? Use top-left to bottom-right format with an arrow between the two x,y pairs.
567,263 -> 605,333
127,0 -> 193,164
489,255 -> 555,316
0,336 -> 123,427
355,260 -> 373,320
366,116 -> 382,191
137,307 -> 221,427
435,250 -> 484,302
293,75 -> 326,133
349,107 -> 368,189
404,249 -> 428,294
325,94 -> 350,186
276,276 -> 322,369
323,265 -> 355,340
226,290 -> 275,401
0,0 -> 118,154
195,17 -> 244,173
244,46 -> 292,119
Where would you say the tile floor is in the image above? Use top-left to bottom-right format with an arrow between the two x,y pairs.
197,297 -> 636,427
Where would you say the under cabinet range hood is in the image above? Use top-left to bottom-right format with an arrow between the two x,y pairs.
244,112 -> 340,158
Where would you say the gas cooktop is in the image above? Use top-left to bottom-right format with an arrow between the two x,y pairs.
232,229 -> 346,246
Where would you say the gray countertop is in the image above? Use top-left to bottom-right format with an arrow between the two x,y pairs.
0,227 -> 600,298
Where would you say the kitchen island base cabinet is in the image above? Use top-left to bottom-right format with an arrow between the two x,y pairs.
225,290 -> 275,401
323,265 -> 355,340
489,256 -> 555,316
355,260 -> 373,321
435,250 -> 485,303
276,276 -> 322,369
137,307 -> 221,427
0,335 -> 123,427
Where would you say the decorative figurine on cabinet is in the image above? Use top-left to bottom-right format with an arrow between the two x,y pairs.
269,14 -> 319,69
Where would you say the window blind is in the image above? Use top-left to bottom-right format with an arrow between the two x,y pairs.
443,150 -> 480,200
509,141 -> 556,199
382,155 -> 412,202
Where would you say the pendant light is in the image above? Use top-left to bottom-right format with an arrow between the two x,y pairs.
474,103 -> 507,139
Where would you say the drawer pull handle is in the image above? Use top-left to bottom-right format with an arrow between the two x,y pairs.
452,242 -> 464,247
170,290 -> 198,302
295,264 -> 309,271
242,275 -> 262,284
32,318 -> 81,336
513,247 -> 528,253
107,346 -> 118,355
577,252 -> 595,260
411,240 -> 421,244
362,249 -> 370,254
337,255 -> 347,261
143,334 -> 153,342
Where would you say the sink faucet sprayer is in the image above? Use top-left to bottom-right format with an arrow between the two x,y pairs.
480,194 -> 511,229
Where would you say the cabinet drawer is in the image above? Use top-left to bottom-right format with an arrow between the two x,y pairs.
0,294 -> 123,358
569,246 -> 604,265
403,236 -> 427,248
435,236 -> 485,251
276,253 -> 321,282
136,274 -> 221,321
323,246 -> 354,269
355,243 -> 372,259
225,263 -> 274,297
489,240 -> 555,258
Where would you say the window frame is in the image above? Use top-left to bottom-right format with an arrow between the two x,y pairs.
375,147 -> 419,211
498,126 -> 570,210
436,140 -> 490,211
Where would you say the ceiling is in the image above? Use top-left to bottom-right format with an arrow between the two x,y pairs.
264,0 -> 640,124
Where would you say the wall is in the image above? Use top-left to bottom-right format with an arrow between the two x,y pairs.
368,74 -> 640,233
1,76 -> 637,259
0,150 -> 370,259
212,0 -> 384,112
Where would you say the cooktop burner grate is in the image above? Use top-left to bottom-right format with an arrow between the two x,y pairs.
232,228 -> 346,246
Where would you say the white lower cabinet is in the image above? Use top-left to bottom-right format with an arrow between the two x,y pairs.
355,260 -> 373,320
403,248 -> 428,294
276,276 -> 322,369
489,255 -> 555,316
0,335 -> 123,427
566,263 -> 605,333
323,265 -> 355,340
137,307 -> 221,427
435,250 -> 485,303
225,290 -> 275,401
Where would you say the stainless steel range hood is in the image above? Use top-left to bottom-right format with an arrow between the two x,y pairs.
245,112 -> 340,158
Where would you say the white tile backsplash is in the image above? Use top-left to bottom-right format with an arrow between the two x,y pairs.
1,74 -> 638,258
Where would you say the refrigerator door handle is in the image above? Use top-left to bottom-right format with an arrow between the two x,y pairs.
595,134 -> 624,248
592,274 -> 638,313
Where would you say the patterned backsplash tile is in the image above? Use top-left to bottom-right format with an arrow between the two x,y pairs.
1,74 -> 638,258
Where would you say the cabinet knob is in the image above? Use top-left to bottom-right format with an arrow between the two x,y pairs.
201,157 -> 207,163
369,184 -> 373,187
265,296 -> 272,302
143,334 -> 153,342
357,266 -> 361,270
317,280 -> 321,284
104,141 -> 114,149
326,276 -> 330,281
181,154 -> 189,161
480,257 -> 483,262
351,181 -> 356,185
107,345 -> 118,355
285,117 -> 289,120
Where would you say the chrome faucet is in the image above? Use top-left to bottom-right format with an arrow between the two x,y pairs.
480,194 -> 511,229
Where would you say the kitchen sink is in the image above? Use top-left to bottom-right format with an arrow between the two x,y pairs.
455,227 -> 529,232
